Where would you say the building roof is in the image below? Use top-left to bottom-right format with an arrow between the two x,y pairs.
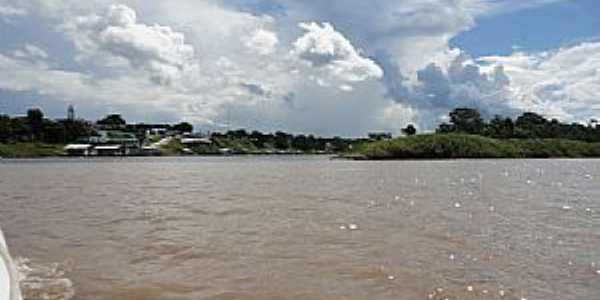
105,131 -> 136,139
64,144 -> 92,150
94,145 -> 122,150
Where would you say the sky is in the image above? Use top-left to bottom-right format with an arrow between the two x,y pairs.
0,0 -> 599,136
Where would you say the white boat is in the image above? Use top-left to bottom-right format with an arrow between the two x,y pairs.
0,228 -> 21,300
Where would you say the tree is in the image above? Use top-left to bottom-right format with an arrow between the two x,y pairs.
10,118 -> 30,142
173,122 -> 193,134
516,112 -> 547,128
97,114 -> 126,127
61,120 -> 95,143
228,129 -> 248,139
292,134 -> 310,151
515,112 -> 549,138
0,115 -> 11,143
274,131 -> 291,149
249,130 -> 267,148
27,108 -> 44,140
485,115 -> 514,139
402,124 -> 417,136
41,120 -> 66,144
448,108 -> 484,134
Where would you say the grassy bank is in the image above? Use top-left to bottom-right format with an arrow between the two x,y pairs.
0,143 -> 65,158
355,134 -> 600,160
159,136 -> 331,156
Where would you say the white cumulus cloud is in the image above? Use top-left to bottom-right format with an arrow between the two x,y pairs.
291,22 -> 383,84
0,0 -> 597,136
480,42 -> 600,122
68,4 -> 196,85
244,29 -> 279,55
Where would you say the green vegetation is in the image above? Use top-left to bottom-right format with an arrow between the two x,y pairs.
2,107 -> 357,157
206,130 -> 355,155
357,134 -> 600,160
158,139 -> 186,156
159,132 -> 354,156
5,105 -> 600,159
1,108 -> 95,145
437,108 -> 600,141
354,107 -> 600,160
0,143 -> 65,158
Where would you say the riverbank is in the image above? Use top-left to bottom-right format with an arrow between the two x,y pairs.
0,143 -> 65,158
352,134 -> 600,160
0,142 -> 333,158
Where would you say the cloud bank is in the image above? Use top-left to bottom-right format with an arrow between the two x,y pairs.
0,0 -> 597,135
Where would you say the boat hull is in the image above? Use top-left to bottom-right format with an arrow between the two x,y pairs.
0,228 -> 21,300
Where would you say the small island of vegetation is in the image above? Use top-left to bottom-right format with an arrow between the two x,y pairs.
353,108 -> 600,160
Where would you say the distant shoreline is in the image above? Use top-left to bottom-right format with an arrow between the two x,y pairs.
345,134 -> 600,160
6,136 -> 600,161
0,143 -> 335,159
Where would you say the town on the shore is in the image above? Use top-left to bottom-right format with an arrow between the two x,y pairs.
0,105 -> 385,157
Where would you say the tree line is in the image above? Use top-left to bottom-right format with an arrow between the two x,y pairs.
437,108 -> 600,142
0,108 -> 96,144
0,108 -> 356,152
212,129 -> 356,152
3,106 -> 600,147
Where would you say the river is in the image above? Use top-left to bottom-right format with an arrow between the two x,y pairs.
0,157 -> 598,300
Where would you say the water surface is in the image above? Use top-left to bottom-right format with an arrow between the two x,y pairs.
0,157 -> 598,300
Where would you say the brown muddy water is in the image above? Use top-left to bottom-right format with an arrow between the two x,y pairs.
0,157 -> 598,300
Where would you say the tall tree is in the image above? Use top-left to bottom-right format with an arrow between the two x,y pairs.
97,114 -> 126,127
449,108 -> 485,134
485,115 -> 514,139
515,112 -> 549,138
62,120 -> 95,143
173,122 -> 193,134
274,131 -> 291,149
42,120 -> 66,144
402,124 -> 417,136
27,108 -> 44,140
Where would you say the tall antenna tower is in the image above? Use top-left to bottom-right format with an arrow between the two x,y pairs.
67,105 -> 75,121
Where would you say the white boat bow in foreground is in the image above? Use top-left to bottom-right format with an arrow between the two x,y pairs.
0,228 -> 21,300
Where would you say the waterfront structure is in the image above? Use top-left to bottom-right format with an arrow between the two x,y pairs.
94,145 -> 123,156
89,131 -> 139,147
64,144 -> 93,156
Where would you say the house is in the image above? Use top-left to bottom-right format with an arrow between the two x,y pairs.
89,131 -> 139,147
94,145 -> 123,156
64,144 -> 93,156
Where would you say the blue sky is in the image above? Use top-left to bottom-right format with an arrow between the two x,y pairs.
1,0 -> 600,136
453,0 -> 600,56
